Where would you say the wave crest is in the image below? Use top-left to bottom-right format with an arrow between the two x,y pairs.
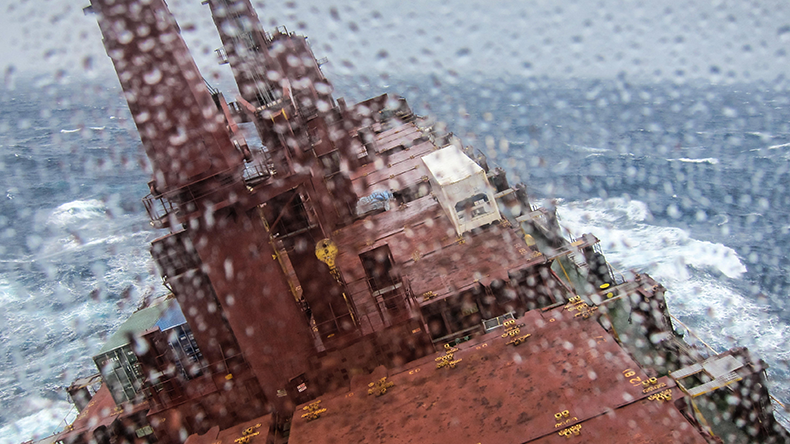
668,157 -> 719,165
48,199 -> 107,228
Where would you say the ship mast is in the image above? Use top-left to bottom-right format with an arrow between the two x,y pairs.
205,0 -> 360,221
202,0 -> 370,342
90,0 -> 319,429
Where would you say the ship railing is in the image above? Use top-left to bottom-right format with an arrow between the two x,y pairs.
227,101 -> 251,123
52,404 -> 77,437
599,259 -> 626,285
431,325 -> 482,346
562,232 -> 619,284
592,242 -> 604,255
142,352 -> 247,409
142,193 -> 178,227
242,159 -> 272,185
608,263 -> 624,284
346,276 -> 415,331
215,46 -> 229,65
142,169 -> 243,228
313,312 -> 358,340
517,207 -> 551,233
664,310 -> 789,425
304,275 -> 418,340
358,295 -> 413,325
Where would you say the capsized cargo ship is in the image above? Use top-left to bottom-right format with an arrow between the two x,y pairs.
26,0 -> 789,443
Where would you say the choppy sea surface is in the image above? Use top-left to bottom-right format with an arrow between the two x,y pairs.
0,81 -> 160,442
1,77 -> 789,441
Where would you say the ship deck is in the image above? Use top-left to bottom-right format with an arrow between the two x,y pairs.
288,306 -> 708,444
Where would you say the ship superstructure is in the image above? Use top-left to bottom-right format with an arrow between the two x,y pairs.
27,0 -> 789,443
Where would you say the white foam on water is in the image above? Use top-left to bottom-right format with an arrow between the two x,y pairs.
668,157 -> 720,165
559,197 -> 744,276
569,144 -> 611,153
47,199 -> 107,228
557,197 -> 789,385
0,398 -> 76,444
0,230 -> 159,439
0,195 -> 161,439
746,131 -> 773,138
37,199 -> 145,259
59,128 -> 80,133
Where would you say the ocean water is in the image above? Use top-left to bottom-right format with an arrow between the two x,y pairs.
1,77 -> 789,441
0,82 -> 161,441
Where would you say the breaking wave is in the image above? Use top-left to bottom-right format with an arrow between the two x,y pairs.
569,144 -> 611,153
669,157 -> 720,165
0,398 -> 76,444
48,199 -> 107,228
557,197 -> 790,369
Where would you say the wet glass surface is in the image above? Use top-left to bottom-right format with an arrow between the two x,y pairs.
1,0 -> 789,441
